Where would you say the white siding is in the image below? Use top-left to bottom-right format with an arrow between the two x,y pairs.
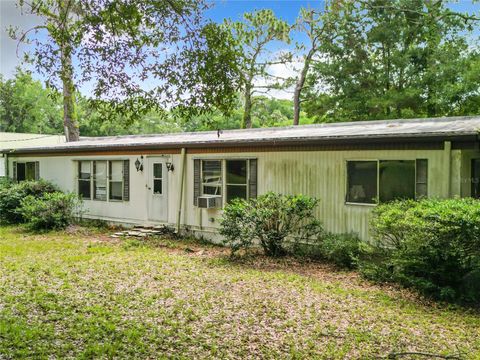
8,147 -> 460,241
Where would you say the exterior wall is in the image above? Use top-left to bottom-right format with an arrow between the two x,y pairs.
8,146 -> 463,241
183,149 -> 449,241
8,154 -> 180,226
458,149 -> 480,197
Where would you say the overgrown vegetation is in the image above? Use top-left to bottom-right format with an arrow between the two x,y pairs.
0,226 -> 479,358
0,179 -> 80,230
20,192 -> 81,230
221,194 -> 480,305
220,192 -> 323,257
0,179 -> 59,223
366,198 -> 480,304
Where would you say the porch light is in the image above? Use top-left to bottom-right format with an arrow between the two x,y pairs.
166,162 -> 174,172
135,156 -> 144,172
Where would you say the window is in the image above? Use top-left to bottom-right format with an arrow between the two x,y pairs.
472,159 -> 480,199
346,161 -> 377,204
109,161 -> 123,200
77,160 -> 129,201
194,158 -> 257,207
416,159 -> 428,198
14,161 -> 38,182
94,161 -> 107,201
26,162 -> 36,180
379,160 -> 415,202
202,160 -> 222,195
16,163 -> 26,181
226,160 -> 247,202
78,161 -> 91,199
346,159 -> 428,204
153,163 -> 163,194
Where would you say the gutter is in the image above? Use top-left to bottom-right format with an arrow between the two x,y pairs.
176,148 -> 187,233
3,134 -> 478,155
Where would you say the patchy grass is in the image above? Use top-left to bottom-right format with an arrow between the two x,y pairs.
0,225 -> 479,359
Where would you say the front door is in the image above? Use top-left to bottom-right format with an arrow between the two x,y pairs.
147,157 -> 168,222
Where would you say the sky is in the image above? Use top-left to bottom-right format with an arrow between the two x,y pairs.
0,0 -> 479,99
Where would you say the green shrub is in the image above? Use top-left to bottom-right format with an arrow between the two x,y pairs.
367,198 -> 480,303
318,232 -> 361,269
220,192 -> 323,257
19,192 -> 81,230
0,180 -> 59,223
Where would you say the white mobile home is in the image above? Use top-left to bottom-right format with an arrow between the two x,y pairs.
3,117 -> 480,240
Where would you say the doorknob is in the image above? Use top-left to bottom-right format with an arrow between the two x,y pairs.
147,187 -> 151,190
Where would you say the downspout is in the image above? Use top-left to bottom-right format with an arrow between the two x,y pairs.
176,148 -> 187,233
444,141 -> 451,198
3,153 -> 7,178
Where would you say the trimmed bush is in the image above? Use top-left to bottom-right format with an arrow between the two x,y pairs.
220,192 -> 323,257
0,180 -> 59,223
367,198 -> 480,303
19,192 -> 81,230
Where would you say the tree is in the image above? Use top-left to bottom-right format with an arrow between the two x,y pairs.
225,9 -> 291,128
291,6 -> 334,125
304,0 -> 480,122
9,0 -> 239,141
0,70 -> 63,134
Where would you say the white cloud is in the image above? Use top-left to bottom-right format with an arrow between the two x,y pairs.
253,49 -> 303,100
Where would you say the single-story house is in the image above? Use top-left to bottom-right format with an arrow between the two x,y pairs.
0,132 -> 66,177
2,116 -> 480,241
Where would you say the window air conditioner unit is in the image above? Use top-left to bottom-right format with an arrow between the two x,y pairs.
198,195 -> 221,209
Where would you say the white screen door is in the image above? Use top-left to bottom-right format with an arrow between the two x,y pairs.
147,157 -> 168,222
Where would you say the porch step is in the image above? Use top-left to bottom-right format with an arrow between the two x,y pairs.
110,225 -> 174,238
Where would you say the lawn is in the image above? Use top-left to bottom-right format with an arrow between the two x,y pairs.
0,226 -> 479,359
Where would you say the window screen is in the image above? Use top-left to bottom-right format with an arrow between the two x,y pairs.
346,161 -> 378,204
109,161 -> 123,200
78,161 -> 91,199
153,163 -> 163,195
379,160 -> 415,202
416,159 -> 428,198
94,161 -> 107,201
226,160 -> 248,202
16,163 -> 26,182
202,160 -> 222,195
25,162 -> 36,180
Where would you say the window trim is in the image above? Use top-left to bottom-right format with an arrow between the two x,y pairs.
345,159 -> 428,206
201,159 -> 223,197
225,159 -> 249,203
197,158 -> 256,207
345,160 -> 379,206
152,162 -> 164,196
14,161 -> 38,182
78,161 -> 92,200
108,160 -> 124,202
77,160 -> 128,202
93,160 -> 108,201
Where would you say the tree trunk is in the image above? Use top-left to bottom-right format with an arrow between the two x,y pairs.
59,1 -> 79,142
60,46 -> 79,142
293,49 -> 314,126
242,83 -> 252,129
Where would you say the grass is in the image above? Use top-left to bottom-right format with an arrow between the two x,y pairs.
0,225 -> 479,359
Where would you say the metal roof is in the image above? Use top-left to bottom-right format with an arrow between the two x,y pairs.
4,116 -> 480,154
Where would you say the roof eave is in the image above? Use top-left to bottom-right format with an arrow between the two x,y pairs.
2,132 -> 478,155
